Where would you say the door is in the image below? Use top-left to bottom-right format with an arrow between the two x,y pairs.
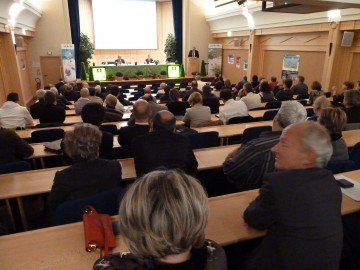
40,56 -> 63,87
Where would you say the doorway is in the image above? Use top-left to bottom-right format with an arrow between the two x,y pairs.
40,56 -> 62,87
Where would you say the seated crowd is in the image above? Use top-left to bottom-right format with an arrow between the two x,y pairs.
0,75 -> 360,269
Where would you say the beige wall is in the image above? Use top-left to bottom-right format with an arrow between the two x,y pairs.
28,0 -> 71,88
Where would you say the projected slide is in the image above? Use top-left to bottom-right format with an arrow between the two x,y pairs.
92,0 -> 158,49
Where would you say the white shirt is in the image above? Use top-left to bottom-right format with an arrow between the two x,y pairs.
0,101 -> 34,128
240,92 -> 262,110
103,99 -> 125,113
196,80 -> 207,91
219,99 -> 248,124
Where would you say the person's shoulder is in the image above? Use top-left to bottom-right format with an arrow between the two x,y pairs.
94,252 -> 151,270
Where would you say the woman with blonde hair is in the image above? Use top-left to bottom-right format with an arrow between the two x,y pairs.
94,170 -> 227,270
183,92 -> 211,127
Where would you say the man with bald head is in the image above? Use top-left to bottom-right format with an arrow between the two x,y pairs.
132,110 -> 198,176
118,99 -> 151,151
244,121 -> 342,270
74,88 -> 91,115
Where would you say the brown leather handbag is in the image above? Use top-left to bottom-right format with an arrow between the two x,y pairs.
83,206 -> 116,257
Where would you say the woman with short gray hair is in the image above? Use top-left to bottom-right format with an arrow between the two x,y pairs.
94,170 -> 227,270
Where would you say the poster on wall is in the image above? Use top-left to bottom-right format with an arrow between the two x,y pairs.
282,54 -> 300,79
61,44 -> 76,82
236,56 -> 241,68
208,44 -> 223,76
228,54 -> 234,64
243,59 -> 248,70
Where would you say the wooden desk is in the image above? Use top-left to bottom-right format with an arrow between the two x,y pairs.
248,106 -> 311,119
65,109 -> 76,116
0,145 -> 239,230
1,169 -> 360,269
342,129 -> 360,148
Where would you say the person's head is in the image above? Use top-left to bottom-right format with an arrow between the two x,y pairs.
133,99 -> 151,122
297,75 -> 305,83
188,92 -> 203,107
94,80 -> 101,86
342,81 -> 354,91
169,89 -> 180,102
274,101 -> 307,130
88,87 -> 96,96
81,103 -> 105,126
192,46 -> 196,50
318,107 -> 347,135
343,89 -> 360,108
147,54 -> 151,59
118,169 -> 208,260
44,91 -> 56,105
224,79 -> 232,88
270,76 -> 277,83
94,85 -> 101,95
160,82 -> 167,90
65,84 -> 73,93
63,123 -> 102,162
80,88 -> 90,98
143,86 -> 151,95
252,75 -> 258,82
50,87 -> 59,96
215,81 -> 223,91
190,80 -> 198,89
259,81 -> 271,93
311,81 -> 322,91
151,110 -> 176,132
105,94 -> 117,107
195,75 -> 201,81
82,82 -> 89,88
164,86 -> 171,94
110,85 -> 120,97
243,82 -> 253,94
202,85 -> 211,95
35,89 -> 46,100
142,94 -> 156,103
284,78 -> 293,89
312,95 -> 331,116
272,121 -> 332,170
219,89 -> 233,101
7,92 -> 19,103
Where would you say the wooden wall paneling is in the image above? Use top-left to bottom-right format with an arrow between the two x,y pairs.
247,30 -> 261,80
222,49 -> 248,83
349,53 -> 360,84
0,33 -> 24,105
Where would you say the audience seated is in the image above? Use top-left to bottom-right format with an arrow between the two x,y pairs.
0,92 -> 33,129
157,82 -> 167,94
251,74 -> 259,89
195,74 -> 206,91
210,73 -> 220,86
159,85 -> 171,103
50,87 -> 70,109
104,94 -> 124,122
118,99 -> 150,151
275,78 -> 293,101
74,88 -> 91,115
308,81 -> 325,105
318,107 -> 348,161
166,89 -> 190,118
219,89 -> 248,124
61,84 -> 80,101
333,81 -> 354,104
183,92 -> 211,128
244,121 -> 342,270
239,83 -> 262,110
182,81 -> 202,102
0,127 -> 34,164
106,85 -> 126,113
290,75 -> 308,95
259,81 -> 275,102
223,101 -> 307,191
132,111 -> 198,176
81,103 -> 114,158
94,170 -> 227,270
46,123 -> 122,220
343,89 -> 360,123
269,76 -> 278,92
202,85 -> 220,114
213,81 -> 223,98
88,87 -> 103,105
39,91 -> 66,124
30,89 -> 46,119
308,95 -> 331,121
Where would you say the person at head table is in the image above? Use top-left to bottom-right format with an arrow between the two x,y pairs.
188,46 -> 199,58
115,55 -> 125,65
144,54 -> 153,64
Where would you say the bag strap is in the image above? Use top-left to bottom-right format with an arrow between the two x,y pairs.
85,205 -> 107,257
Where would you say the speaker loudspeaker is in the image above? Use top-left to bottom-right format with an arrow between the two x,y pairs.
341,31 -> 355,47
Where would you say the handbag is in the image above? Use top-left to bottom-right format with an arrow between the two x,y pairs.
83,205 -> 116,257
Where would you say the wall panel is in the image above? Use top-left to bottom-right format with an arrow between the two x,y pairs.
222,49 -> 248,83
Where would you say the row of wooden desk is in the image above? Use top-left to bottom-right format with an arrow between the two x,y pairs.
0,144 -> 240,231
1,168 -> 360,269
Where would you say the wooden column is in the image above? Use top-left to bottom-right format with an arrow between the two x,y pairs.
247,29 -> 261,79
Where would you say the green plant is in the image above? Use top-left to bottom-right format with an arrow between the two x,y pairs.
115,71 -> 123,77
164,33 -> 176,62
107,74 -> 115,81
160,70 -> 167,75
136,70 -> 144,76
201,60 -> 207,76
81,62 -> 88,80
80,33 -> 95,67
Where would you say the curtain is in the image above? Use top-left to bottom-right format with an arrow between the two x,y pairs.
172,0 -> 183,64
67,0 -> 81,79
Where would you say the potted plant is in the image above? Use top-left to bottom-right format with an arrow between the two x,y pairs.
164,33 -> 176,63
115,71 -> 123,81
80,33 -> 95,68
159,70 -> 167,79
107,74 -> 115,81
136,70 -> 144,80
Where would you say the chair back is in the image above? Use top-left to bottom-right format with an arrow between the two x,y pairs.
186,131 -> 219,150
249,107 -> 265,111
326,160 -> 356,174
297,99 -> 307,106
121,84 -> 131,90
100,124 -> 118,135
350,142 -> 360,169
227,116 -> 254,124
262,110 -> 279,121
265,100 -> 281,109
0,161 -> 31,174
241,126 -> 272,143
296,94 -> 309,100
31,129 -> 65,143
55,187 -> 123,225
